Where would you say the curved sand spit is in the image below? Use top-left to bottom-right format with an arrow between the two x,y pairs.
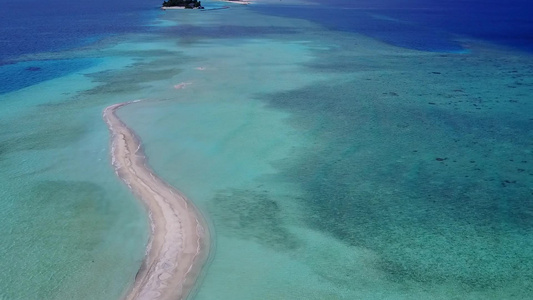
103,101 -> 210,300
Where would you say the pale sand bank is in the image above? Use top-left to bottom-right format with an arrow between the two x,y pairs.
161,6 -> 186,10
103,101 -> 210,300
218,0 -> 252,5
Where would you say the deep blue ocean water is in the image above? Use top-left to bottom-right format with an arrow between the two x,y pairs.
0,58 -> 97,94
1,0 -> 532,94
0,0 -> 158,61
0,0 -> 160,94
254,0 -> 533,52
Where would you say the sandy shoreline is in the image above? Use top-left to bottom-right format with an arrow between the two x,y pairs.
103,101 -> 210,300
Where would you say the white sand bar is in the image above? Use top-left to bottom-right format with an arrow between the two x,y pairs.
103,101 -> 210,300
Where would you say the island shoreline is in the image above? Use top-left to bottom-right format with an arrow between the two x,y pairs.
103,100 -> 210,300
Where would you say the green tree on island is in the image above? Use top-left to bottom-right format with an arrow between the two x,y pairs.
162,0 -> 202,8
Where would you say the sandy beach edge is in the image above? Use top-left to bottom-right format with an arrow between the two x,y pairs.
103,100 -> 210,300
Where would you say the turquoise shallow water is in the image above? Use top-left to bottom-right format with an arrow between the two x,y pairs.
119,5 -> 533,299
0,56 -> 150,299
1,0 -> 533,299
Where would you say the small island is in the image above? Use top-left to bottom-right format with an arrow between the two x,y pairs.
162,0 -> 203,9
